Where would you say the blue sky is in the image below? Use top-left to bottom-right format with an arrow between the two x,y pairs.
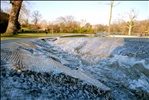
2,1 -> 149,25
30,1 -> 149,25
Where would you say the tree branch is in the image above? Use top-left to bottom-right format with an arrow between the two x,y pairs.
113,2 -> 120,7
10,0 -> 14,5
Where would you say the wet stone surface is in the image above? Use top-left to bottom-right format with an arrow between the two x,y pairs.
1,64 -> 110,100
1,38 -> 149,100
1,39 -> 111,100
52,38 -> 149,100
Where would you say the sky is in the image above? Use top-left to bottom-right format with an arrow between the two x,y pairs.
2,1 -> 149,25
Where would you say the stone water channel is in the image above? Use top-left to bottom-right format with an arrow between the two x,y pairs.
1,37 -> 149,100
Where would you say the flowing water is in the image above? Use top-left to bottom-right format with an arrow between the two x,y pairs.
49,38 -> 149,100
1,38 -> 149,100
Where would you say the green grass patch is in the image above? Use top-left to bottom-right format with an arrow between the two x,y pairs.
2,33 -> 146,40
21,27 -> 30,30
1,33 -> 68,40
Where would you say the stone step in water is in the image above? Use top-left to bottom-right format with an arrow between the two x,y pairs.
1,39 -> 111,99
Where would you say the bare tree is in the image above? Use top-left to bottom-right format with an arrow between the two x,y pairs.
108,0 -> 114,37
56,15 -> 76,32
85,23 -> 92,28
32,10 -> 41,26
5,0 -> 23,35
127,9 -> 137,35
57,15 -> 75,26
1,1 -> 11,13
80,19 -> 86,27
119,9 -> 138,35
99,0 -> 120,37
19,2 -> 30,25
39,19 -> 48,30
1,1 -> 31,25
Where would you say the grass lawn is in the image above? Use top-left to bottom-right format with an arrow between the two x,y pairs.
1,33 -> 148,40
1,33 -> 68,40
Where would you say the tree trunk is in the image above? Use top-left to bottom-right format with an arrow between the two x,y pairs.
128,20 -> 133,35
128,25 -> 132,35
5,0 -> 23,35
108,0 -> 114,37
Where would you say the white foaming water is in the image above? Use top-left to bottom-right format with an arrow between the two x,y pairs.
99,55 -> 148,95
52,38 -> 149,99
129,75 -> 149,93
2,38 -> 148,100
104,55 -> 149,69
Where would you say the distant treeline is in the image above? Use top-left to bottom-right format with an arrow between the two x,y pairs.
1,11 -> 149,35
21,15 -> 149,35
